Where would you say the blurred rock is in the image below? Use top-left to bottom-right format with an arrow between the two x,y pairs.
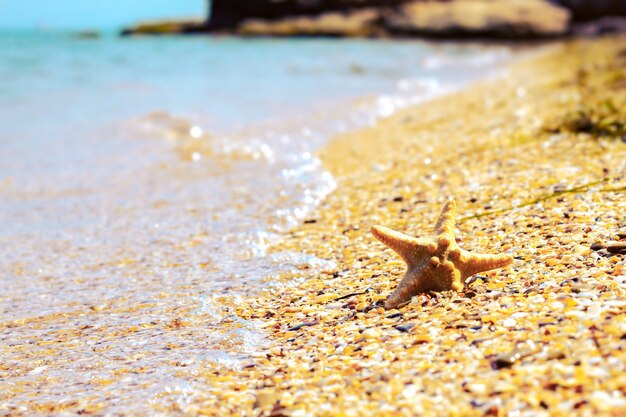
237,9 -> 383,37
385,0 -> 571,37
121,19 -> 208,36
550,0 -> 626,21
571,16 -> 626,36
225,0 -> 572,38
122,0 -> 625,38
208,0 -> 406,31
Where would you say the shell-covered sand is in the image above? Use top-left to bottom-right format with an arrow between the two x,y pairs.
2,37 -> 625,416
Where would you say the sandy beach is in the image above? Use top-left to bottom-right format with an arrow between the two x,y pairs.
199,36 -> 626,416
2,35 -> 625,416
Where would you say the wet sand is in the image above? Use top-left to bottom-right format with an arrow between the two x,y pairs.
2,36 -> 625,415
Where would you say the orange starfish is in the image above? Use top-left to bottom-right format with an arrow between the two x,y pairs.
372,199 -> 513,309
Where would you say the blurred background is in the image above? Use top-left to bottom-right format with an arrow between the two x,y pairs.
1,0 -> 624,35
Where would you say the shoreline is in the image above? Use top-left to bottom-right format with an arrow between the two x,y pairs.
205,36 -> 626,415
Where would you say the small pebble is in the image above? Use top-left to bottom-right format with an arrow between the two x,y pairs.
502,318 -> 517,328
490,348 -> 532,370
545,258 -> 560,267
606,242 -> 626,254
590,242 -> 605,251
287,321 -> 318,332
362,328 -> 381,339
394,323 -> 415,333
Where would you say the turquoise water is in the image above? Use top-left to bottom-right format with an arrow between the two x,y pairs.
0,32 -> 515,412
1,33 -> 510,132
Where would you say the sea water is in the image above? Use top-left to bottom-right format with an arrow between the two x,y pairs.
0,32 -> 514,412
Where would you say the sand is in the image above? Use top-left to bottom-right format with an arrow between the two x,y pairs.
205,36 -> 626,417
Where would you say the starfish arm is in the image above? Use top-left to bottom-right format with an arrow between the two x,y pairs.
384,260 -> 460,309
384,270 -> 420,309
457,249 -> 513,279
433,199 -> 456,238
371,225 -> 436,267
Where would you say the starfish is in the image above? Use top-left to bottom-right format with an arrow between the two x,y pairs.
371,199 -> 513,309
